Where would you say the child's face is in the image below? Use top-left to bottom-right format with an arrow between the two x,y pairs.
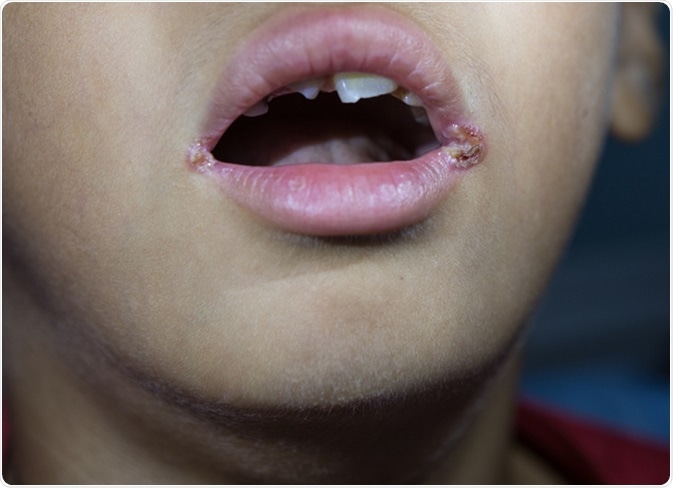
2,4 -> 652,406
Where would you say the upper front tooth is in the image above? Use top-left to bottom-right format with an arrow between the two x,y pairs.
288,78 -> 325,100
333,73 -> 398,103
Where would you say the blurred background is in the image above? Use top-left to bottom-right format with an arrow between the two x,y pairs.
519,6 -> 670,446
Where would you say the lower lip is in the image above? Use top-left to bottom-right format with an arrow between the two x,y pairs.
189,142 -> 478,236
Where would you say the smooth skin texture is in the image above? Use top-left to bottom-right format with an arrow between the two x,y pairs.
3,3 -> 663,483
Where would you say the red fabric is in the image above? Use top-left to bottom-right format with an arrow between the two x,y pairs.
516,399 -> 670,484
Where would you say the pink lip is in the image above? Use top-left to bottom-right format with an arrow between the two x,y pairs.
190,6 -> 485,236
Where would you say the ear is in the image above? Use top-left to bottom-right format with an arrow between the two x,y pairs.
610,3 -> 665,142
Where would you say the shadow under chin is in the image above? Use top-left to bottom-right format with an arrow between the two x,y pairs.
113,338 -> 516,484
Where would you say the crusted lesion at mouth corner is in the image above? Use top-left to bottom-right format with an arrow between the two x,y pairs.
442,125 -> 484,169
188,140 -> 215,172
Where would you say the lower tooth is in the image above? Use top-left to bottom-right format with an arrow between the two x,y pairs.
243,100 -> 269,117
411,107 -> 430,126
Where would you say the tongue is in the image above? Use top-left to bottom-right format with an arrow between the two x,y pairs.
272,136 -> 396,166
256,126 -> 411,167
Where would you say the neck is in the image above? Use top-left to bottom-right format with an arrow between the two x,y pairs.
4,270 -> 522,484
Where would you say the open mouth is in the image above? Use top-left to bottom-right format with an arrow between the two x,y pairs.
212,73 -> 440,167
190,7 -> 486,237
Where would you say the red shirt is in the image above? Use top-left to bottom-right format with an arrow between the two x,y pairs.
516,399 -> 670,484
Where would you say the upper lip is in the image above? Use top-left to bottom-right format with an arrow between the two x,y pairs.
199,5 -> 471,152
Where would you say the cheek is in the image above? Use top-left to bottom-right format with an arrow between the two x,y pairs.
407,4 -> 622,364
464,4 -> 618,262
3,6 -> 195,373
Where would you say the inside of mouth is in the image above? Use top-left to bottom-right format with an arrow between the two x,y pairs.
211,92 -> 440,167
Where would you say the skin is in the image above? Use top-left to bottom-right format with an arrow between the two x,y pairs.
2,3 -> 662,483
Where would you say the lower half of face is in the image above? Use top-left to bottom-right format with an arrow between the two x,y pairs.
4,3 -> 617,408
